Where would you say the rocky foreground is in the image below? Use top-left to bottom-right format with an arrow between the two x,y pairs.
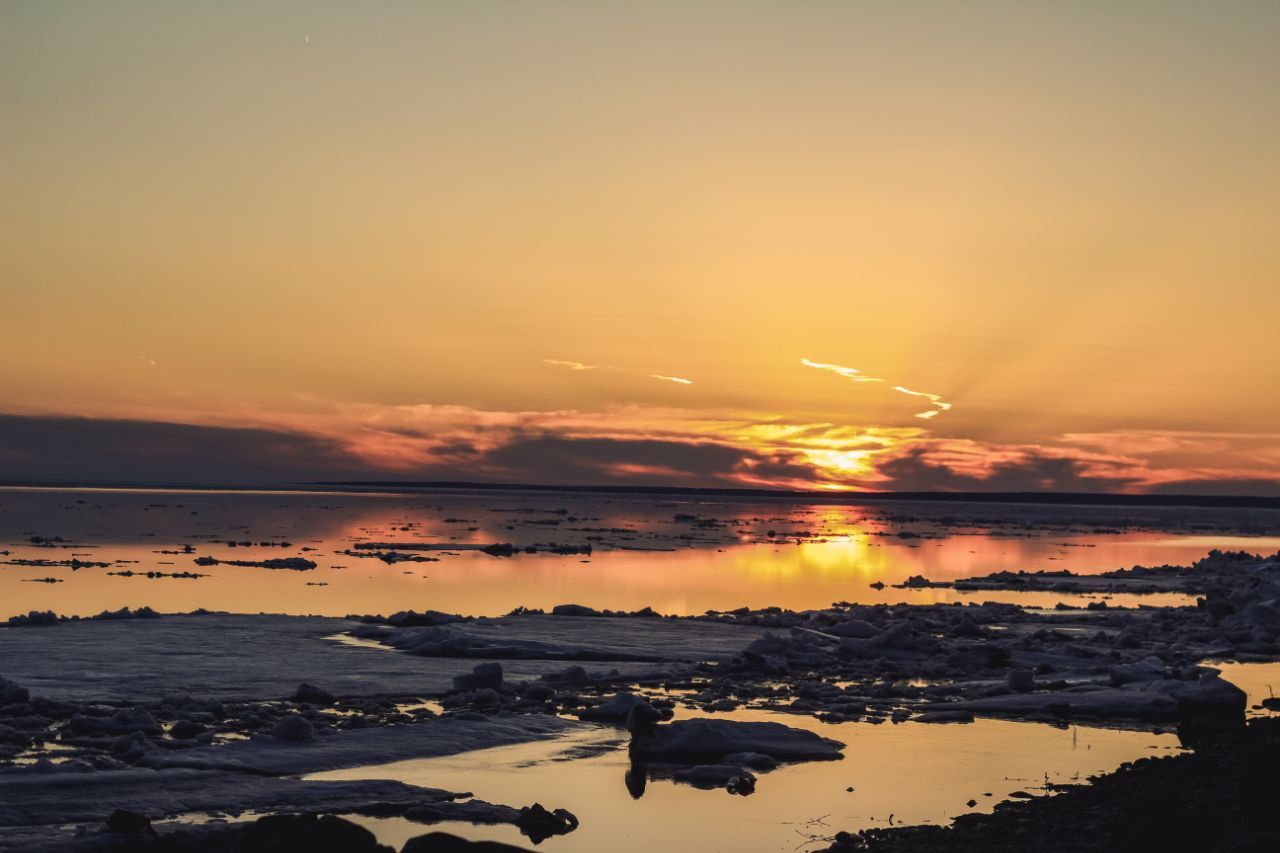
2,549 -> 1279,850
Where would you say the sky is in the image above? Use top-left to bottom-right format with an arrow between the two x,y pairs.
2,1 -> 1279,493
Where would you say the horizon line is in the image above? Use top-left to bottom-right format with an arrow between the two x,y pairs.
3,478 -> 1279,510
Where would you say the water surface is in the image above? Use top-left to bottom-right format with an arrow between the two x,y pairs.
313,707 -> 1180,851
3,487 -> 1277,619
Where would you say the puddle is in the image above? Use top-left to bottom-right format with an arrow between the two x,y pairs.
1205,660 -> 1280,716
309,708 -> 1180,852
395,699 -> 445,715
325,633 -> 395,651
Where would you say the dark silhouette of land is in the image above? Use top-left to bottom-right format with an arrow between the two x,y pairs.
4,478 -> 1280,510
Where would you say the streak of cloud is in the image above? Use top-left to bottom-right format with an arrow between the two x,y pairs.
891,385 -> 952,419
802,358 -> 951,420
542,359 -> 615,371
544,358 -> 692,386
799,358 -> 883,383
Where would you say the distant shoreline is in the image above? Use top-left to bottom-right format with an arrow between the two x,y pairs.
3,479 -> 1280,510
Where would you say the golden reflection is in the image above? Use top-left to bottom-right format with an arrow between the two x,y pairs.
0,489 -> 1243,620
314,708 -> 1179,853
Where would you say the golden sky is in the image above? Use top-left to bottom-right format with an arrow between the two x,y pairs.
3,2 -> 1279,492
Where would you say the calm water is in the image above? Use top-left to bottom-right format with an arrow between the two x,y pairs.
3,486 -> 1279,619
311,662 -> 1280,852
312,706 -> 1182,852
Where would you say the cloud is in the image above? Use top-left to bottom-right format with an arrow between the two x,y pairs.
1061,430 -> 1280,460
0,414 -> 374,484
542,359 -> 615,371
868,443 -> 1141,492
3,408 -> 1279,496
801,358 -> 951,419
890,386 -> 953,420
325,406 -> 1280,495
486,435 -> 750,485
800,357 -> 883,384
545,358 -> 693,386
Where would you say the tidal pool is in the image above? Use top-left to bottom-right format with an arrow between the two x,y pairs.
311,708 -> 1181,852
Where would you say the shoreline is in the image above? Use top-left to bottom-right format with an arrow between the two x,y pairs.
6,480 -> 1280,511
824,715 -> 1280,852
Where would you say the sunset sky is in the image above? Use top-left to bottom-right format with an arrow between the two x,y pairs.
3,2 -> 1279,493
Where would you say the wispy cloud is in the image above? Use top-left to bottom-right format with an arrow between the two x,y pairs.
544,358 -> 692,386
542,359 -> 616,372
800,357 -> 883,384
802,358 -> 951,420
891,385 -> 952,420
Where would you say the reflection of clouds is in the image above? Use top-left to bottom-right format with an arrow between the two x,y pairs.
1,498 -> 1211,619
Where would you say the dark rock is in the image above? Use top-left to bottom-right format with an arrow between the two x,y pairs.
1131,672 -> 1248,719
195,556 -> 318,570
0,677 -> 30,705
72,707 -> 161,736
912,711 -> 975,724
380,610 -> 469,628
515,802 -> 579,843
631,718 -> 844,762
722,751 -> 779,769
273,713 -> 315,742
168,720 -> 208,739
829,619 -> 879,639
453,663 -> 504,692
551,604 -> 602,617
105,808 -> 158,841
521,683 -> 555,702
540,666 -> 589,685
236,813 -> 392,852
626,702 -> 663,734
579,692 -> 644,722
673,763 -> 758,790
1110,657 -> 1166,686
294,682 -> 337,704
402,832 -> 531,852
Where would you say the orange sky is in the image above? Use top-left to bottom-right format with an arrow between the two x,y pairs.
2,2 -> 1279,493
